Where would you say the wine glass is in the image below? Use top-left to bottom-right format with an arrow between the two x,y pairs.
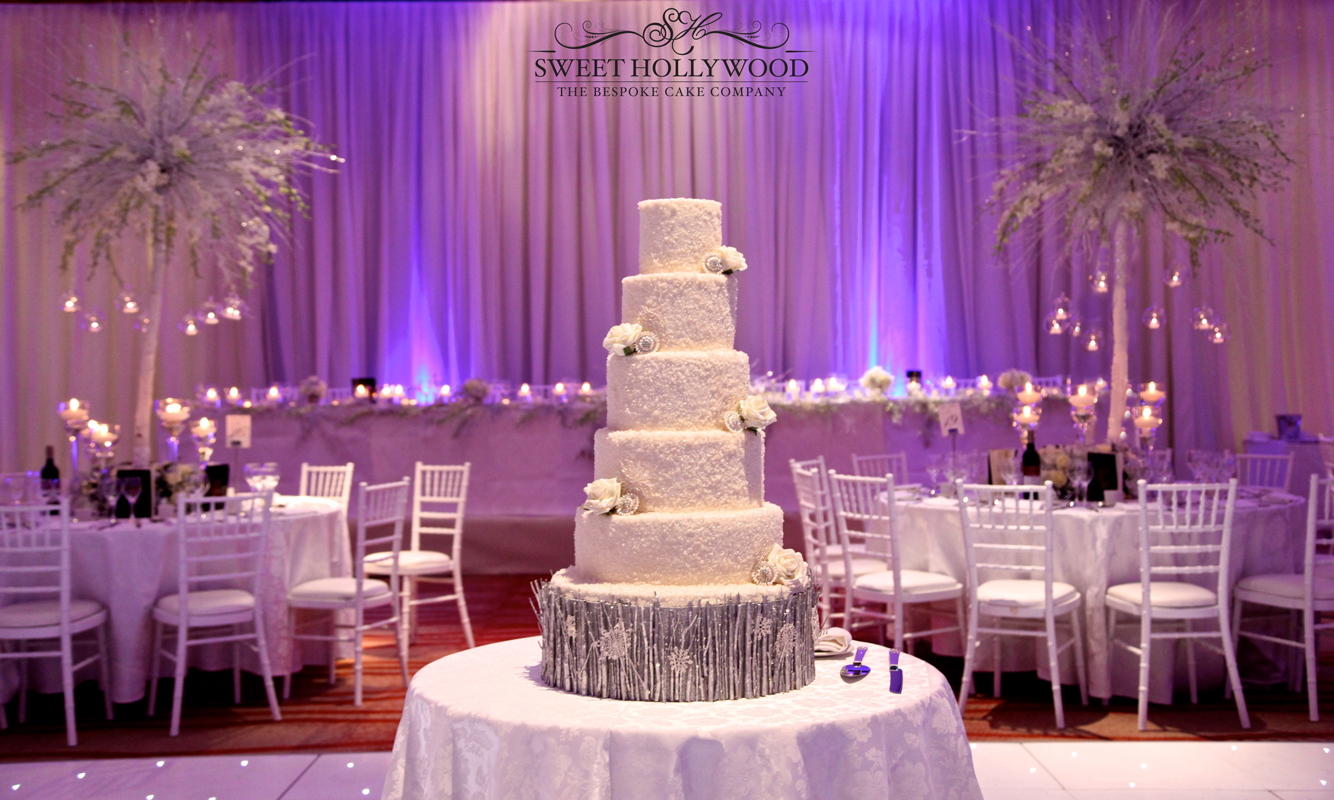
994,455 -> 1017,486
120,476 -> 143,527
101,472 -> 121,524
1069,457 -> 1092,507
925,454 -> 944,497
258,462 -> 280,494
243,462 -> 262,493
2,474 -> 24,505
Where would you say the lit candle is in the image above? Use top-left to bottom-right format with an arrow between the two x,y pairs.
190,417 -> 215,438
579,381 -> 593,398
941,376 -> 956,393
519,383 -> 532,401
158,401 -> 190,425
439,384 -> 451,401
1017,381 -> 1043,405
1134,406 -> 1162,430
227,386 -> 241,404
268,386 -> 280,401
785,379 -> 799,401
553,382 -> 567,402
1139,381 -> 1166,405
1069,384 -> 1097,410
205,387 -> 219,404
1095,378 -> 1107,393
59,398 -> 90,423
355,384 -> 369,399
1013,405 -> 1040,425
243,400 -> 252,408
810,378 -> 825,397
827,376 -> 846,394
977,375 -> 992,395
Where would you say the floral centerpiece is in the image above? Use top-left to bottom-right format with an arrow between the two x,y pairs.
461,378 -> 491,404
6,43 -> 334,465
989,4 -> 1290,442
155,462 -> 202,507
996,369 -> 1034,392
859,366 -> 894,396
299,376 -> 327,405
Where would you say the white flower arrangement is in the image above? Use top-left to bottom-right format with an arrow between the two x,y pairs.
702,245 -> 747,275
602,323 -> 658,356
751,544 -> 809,590
299,375 -> 327,403
737,395 -> 777,432
581,478 -> 639,516
989,5 -> 1290,268
997,369 -> 1033,392
859,366 -> 894,394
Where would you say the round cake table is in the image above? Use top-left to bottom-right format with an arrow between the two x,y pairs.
382,637 -> 982,800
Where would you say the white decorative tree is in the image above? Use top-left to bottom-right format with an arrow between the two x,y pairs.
989,4 -> 1289,443
7,45 -> 336,466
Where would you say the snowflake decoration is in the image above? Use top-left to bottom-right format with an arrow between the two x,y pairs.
599,623 -> 630,660
666,647 -> 693,675
564,616 -> 579,638
775,622 -> 797,656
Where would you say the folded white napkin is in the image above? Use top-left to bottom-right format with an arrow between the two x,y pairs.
815,627 -> 853,655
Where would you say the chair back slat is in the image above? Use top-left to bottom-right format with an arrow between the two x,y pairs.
1135,480 -> 1236,601
411,463 -> 470,557
0,501 -> 71,610
1235,453 -> 1294,492
851,452 -> 910,483
957,482 -> 1057,595
1305,475 -> 1334,583
299,462 -> 355,509
175,492 -> 272,615
790,461 -> 827,570
1320,439 -> 1334,478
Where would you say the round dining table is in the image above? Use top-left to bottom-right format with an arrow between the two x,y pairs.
1,494 -> 349,705
382,637 -> 982,800
889,490 -> 1307,703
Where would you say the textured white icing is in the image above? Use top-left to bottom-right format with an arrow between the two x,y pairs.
573,503 -> 785,584
621,273 -> 736,351
594,428 -> 763,512
606,350 -> 751,432
637,198 -> 721,274
549,567 -> 791,606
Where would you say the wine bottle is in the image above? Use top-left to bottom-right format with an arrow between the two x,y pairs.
1021,432 -> 1042,485
40,445 -> 60,507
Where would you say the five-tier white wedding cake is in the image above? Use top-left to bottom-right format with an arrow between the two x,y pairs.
536,198 -> 817,702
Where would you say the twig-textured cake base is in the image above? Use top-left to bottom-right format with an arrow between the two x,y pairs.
534,580 -> 819,702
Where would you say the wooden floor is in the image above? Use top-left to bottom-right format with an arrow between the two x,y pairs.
2,575 -> 1332,761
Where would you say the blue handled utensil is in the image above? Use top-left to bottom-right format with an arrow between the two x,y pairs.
840,646 -> 871,679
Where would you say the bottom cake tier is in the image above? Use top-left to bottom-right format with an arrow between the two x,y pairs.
534,574 -> 819,702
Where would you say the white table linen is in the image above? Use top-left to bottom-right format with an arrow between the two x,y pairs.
383,636 -> 981,800
1,495 -> 347,705
889,493 -> 1306,702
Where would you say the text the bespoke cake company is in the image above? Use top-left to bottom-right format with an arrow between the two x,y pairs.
532,9 -> 808,99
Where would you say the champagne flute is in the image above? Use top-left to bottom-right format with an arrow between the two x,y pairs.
121,476 -> 143,528
101,472 -> 121,525
1069,458 -> 1091,508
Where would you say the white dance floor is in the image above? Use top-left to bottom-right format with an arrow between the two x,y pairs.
1,742 -> 1331,799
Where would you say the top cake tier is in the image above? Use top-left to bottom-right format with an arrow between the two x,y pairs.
638,198 -> 721,274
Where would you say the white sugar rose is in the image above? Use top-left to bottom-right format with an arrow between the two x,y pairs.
738,395 -> 777,431
860,366 -> 894,393
765,544 -> 809,589
717,245 -> 747,274
602,323 -> 643,356
581,478 -> 621,515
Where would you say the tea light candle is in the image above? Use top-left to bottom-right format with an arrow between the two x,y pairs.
1139,381 -> 1166,405
190,417 -> 215,438
1016,381 -> 1043,405
977,375 -> 992,395
827,376 -> 846,394
439,384 -> 451,401
941,376 -> 956,393
355,384 -> 369,399
227,386 -> 241,404
553,382 -> 567,402
59,398 -> 90,423
579,381 -> 593,398
158,401 -> 190,425
785,379 -> 799,401
1069,384 -> 1097,410
267,385 -> 280,401
1013,404 -> 1040,426
518,383 -> 532,401
810,378 -> 825,397
1134,406 -> 1162,430
204,387 -> 219,405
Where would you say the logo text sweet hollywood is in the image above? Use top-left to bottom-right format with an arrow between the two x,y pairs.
532,9 -> 809,98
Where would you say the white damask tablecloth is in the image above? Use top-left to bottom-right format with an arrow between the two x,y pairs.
892,494 -> 1306,702
0,495 -> 348,705
382,637 -> 981,800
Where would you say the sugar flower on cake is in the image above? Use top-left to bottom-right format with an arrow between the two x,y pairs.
580,478 -> 640,516
602,323 -> 658,356
860,366 -> 894,394
737,395 -> 777,432
703,245 -> 747,275
751,544 -> 810,590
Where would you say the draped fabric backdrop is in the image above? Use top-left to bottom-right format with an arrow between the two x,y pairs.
1,1 -> 1331,472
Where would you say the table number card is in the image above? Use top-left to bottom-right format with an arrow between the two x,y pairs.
937,402 -> 965,436
225,414 -> 252,448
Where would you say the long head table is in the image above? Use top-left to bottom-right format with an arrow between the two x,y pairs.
227,399 -> 1081,573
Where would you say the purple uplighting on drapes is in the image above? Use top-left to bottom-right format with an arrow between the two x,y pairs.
2,1 -> 1332,471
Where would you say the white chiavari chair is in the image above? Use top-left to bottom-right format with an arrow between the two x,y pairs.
365,463 -> 474,648
957,482 -> 1087,729
1107,479 -> 1249,731
1320,438 -> 1334,479
852,452 -> 910,483
298,462 -> 355,510
1235,453 -> 1294,493
828,472 -> 964,651
0,499 -> 112,746
1232,474 -> 1334,721
147,492 -> 282,736
288,479 -> 411,705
